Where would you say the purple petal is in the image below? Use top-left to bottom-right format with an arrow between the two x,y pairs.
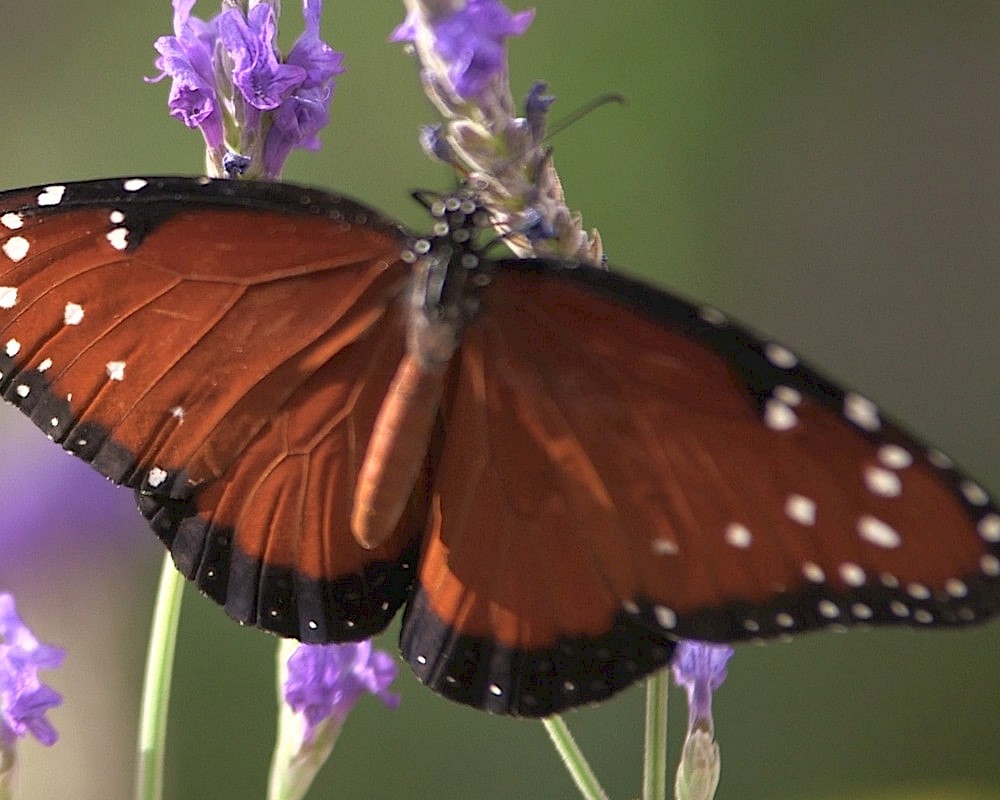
672,641 -> 733,730
287,0 -> 345,89
219,4 -> 307,111
392,1 -> 535,99
0,594 -> 64,748
147,0 -> 223,148
284,641 -> 399,745
262,85 -> 332,177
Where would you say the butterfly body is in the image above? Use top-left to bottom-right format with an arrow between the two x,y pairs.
1,176 -> 997,716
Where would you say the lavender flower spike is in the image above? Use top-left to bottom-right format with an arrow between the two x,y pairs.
150,0 -> 344,180
672,641 -> 732,800
0,593 -> 64,797
393,0 -> 603,264
268,640 -> 399,800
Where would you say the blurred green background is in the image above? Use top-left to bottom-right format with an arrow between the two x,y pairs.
1,2 -> 998,799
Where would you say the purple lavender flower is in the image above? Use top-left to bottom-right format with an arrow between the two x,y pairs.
284,641 -> 399,745
148,0 -> 224,150
268,640 -> 399,798
150,0 -> 343,179
672,640 -> 733,733
0,593 -> 64,749
218,4 -> 307,111
391,0 -> 534,101
672,641 -> 731,800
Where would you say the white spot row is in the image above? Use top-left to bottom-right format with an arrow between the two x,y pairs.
106,228 -> 129,251
64,302 -> 84,326
1,212 -> 23,230
979,514 -> 1000,543
3,236 -> 29,263
37,185 -> 66,206
106,360 -> 126,381
844,392 -> 881,431
785,493 -> 817,526
765,342 -> 798,369
147,467 -> 168,488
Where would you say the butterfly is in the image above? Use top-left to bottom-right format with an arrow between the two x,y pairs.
0,176 -> 997,716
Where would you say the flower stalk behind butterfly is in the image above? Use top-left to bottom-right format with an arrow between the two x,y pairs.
392,0 -> 604,263
149,0 -> 344,179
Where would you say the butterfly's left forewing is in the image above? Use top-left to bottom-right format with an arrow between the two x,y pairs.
0,177 -> 423,641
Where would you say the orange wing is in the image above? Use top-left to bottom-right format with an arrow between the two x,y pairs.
0,178 -> 422,641
402,261 -> 1000,715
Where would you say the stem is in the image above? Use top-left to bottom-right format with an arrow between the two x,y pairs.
642,669 -> 669,800
541,715 -> 610,800
134,552 -> 185,800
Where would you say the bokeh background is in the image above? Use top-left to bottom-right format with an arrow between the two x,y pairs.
1,2 -> 998,799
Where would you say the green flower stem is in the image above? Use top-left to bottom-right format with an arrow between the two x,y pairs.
134,552 -> 185,800
541,715 -> 609,800
642,669 -> 669,800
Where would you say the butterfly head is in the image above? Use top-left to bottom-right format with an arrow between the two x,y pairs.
403,189 -> 497,369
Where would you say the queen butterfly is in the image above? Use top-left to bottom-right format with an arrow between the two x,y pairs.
0,175 -> 997,716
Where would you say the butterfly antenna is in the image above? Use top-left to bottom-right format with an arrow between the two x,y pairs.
544,93 -> 626,142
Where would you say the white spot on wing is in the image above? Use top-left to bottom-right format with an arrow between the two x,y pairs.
3,236 -> 29,263
724,522 -> 753,549
1,212 -> 23,230
37,185 -> 66,206
654,605 -> 677,629
764,399 -> 798,431
960,480 -> 989,507
844,393 -> 881,431
864,466 -> 901,497
37,358 -> 52,372
776,612 -> 794,628
802,562 -> 825,583
838,562 -> 866,587
64,302 -> 84,325
106,228 -> 129,251
0,286 -> 17,309
698,306 -> 727,326
773,385 -> 802,406
926,448 -> 953,469
785,493 -> 816,526
5,338 -> 21,357
851,603 -> 873,620
106,360 -> 126,381
765,342 -> 798,369
15,384 -> 29,398
857,515 -> 901,549
123,178 -> 148,192
906,582 -> 931,600
170,405 -> 186,422
109,210 -> 125,224
877,444 -> 912,469
980,554 -> 1000,577
945,578 -> 968,598
652,537 -> 678,556
147,467 -> 168,488
978,513 -> 1000,543
818,600 -> 839,619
